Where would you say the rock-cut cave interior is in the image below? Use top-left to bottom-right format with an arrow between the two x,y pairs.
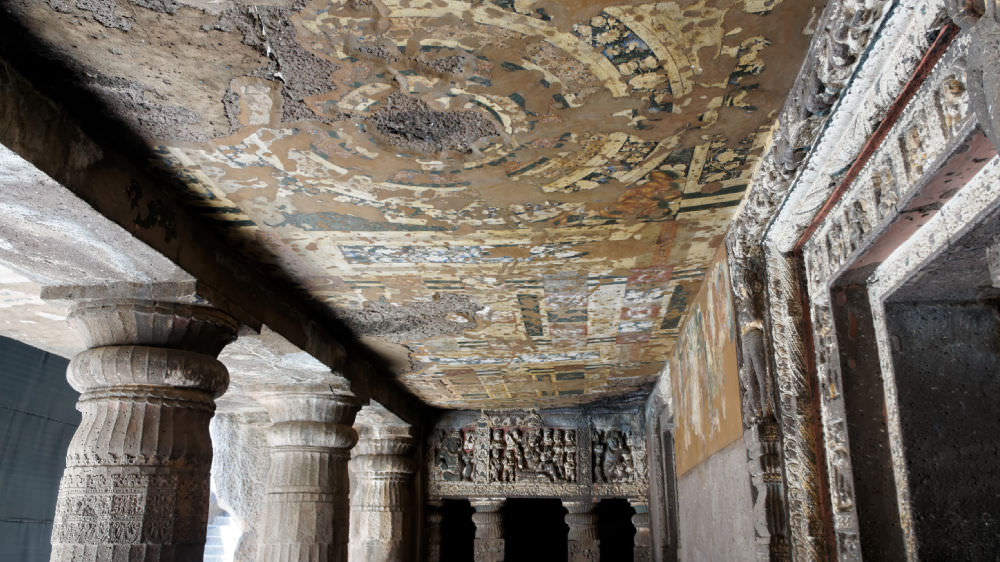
1,0 -> 999,560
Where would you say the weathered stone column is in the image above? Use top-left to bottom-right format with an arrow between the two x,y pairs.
630,500 -> 652,562
51,300 -> 238,561
470,498 -> 505,562
563,500 -> 600,562
348,405 -> 414,562
254,382 -> 359,562
424,500 -> 443,562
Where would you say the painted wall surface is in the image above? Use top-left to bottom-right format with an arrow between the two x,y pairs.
0,336 -> 78,562
677,438 -> 756,562
670,244 -> 741,476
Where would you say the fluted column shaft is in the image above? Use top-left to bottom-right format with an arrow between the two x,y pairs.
424,500 -> 443,562
348,430 -> 414,562
255,385 -> 359,562
51,300 -> 237,562
563,500 -> 600,562
470,498 -> 505,562
630,501 -> 651,562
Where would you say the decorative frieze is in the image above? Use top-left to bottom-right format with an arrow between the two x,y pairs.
592,429 -> 638,484
427,410 -> 647,500
50,300 -> 237,561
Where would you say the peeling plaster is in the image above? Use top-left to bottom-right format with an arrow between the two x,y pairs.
7,0 -> 822,408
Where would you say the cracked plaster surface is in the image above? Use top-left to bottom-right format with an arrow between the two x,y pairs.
5,0 -> 822,408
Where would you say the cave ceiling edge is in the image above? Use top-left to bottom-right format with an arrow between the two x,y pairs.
0,0 -> 825,411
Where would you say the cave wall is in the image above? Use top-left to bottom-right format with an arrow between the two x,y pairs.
645,245 -> 750,560
0,336 -> 78,562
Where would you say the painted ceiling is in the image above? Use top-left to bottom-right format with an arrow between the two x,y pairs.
8,0 -> 820,408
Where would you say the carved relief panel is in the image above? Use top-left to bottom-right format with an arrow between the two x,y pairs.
489,426 -> 578,484
591,429 -> 638,484
427,409 -> 647,499
434,427 -> 477,482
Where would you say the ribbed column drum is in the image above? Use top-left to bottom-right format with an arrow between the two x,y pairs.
254,384 -> 359,562
630,500 -> 652,562
563,500 -> 600,562
348,423 -> 414,562
470,498 -> 505,562
50,301 -> 237,562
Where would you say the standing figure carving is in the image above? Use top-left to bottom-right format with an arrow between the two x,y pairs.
435,428 -> 476,482
592,429 -> 636,483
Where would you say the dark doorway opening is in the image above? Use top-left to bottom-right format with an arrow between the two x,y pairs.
881,209 -> 1000,560
597,498 -> 635,561
441,499 -> 475,562
503,498 -> 567,562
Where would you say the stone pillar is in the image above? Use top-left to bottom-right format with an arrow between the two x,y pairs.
563,499 -> 600,562
254,382 -> 359,562
50,300 -> 238,561
424,500 -> 443,562
348,408 -> 414,562
470,498 -> 505,562
630,500 -> 652,562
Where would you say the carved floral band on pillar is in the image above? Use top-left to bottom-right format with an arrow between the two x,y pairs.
348,404 -> 414,562
629,499 -> 651,562
51,300 -> 238,562
253,381 -> 359,562
470,498 -> 505,562
563,499 -> 599,562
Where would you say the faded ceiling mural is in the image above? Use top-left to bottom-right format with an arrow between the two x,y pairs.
7,0 -> 821,408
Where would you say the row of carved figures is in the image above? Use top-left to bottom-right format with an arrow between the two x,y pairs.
433,426 -> 638,484
490,427 -> 577,483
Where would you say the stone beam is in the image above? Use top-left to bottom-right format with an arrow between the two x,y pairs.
0,143 -> 194,358
0,51 -> 425,425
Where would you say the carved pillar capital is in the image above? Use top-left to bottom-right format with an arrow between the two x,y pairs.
254,382 -> 360,562
629,500 -> 652,562
69,299 -> 238,354
470,498 -> 505,562
349,406 -> 414,562
51,300 -> 238,561
254,384 -> 360,448
563,499 -> 599,562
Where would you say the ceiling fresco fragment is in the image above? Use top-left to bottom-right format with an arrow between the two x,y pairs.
8,0 -> 821,408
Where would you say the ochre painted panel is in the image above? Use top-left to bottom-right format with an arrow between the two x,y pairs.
671,244 -> 741,476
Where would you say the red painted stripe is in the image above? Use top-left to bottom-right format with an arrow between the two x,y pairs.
793,22 -> 961,252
